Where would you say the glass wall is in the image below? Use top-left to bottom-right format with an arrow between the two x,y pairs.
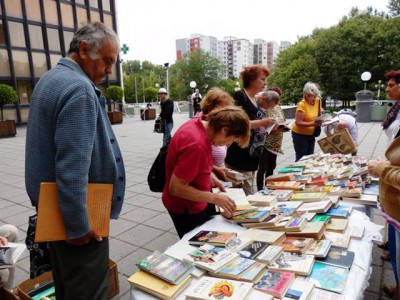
17,81 -> 32,104
46,28 -> 61,52
50,54 -> 62,68
76,6 -> 87,27
43,0 -> 58,25
102,0 -> 111,11
12,50 -> 30,77
8,22 -> 26,48
0,49 -> 11,77
103,14 -> 113,29
90,10 -> 100,23
26,0 -> 42,22
31,52 -> 48,77
28,25 -> 44,50
0,21 -> 5,45
60,2 -> 74,28
89,0 -> 98,9
4,0 -> 22,18
63,30 -> 74,52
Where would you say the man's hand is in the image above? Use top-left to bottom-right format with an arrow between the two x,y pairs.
67,230 -> 102,246
213,166 -> 228,181
0,236 -> 8,246
210,172 -> 226,192
212,194 -> 236,218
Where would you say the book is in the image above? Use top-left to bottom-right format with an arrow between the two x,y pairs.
277,166 -> 304,173
283,278 -> 315,300
346,225 -> 365,239
237,241 -> 270,259
225,237 -> 253,252
185,244 -> 239,273
225,169 -> 247,181
241,213 -> 285,229
316,246 -> 355,269
305,239 -> 332,257
214,188 -> 253,211
269,252 -> 315,276
266,173 -> 295,182
266,181 -> 305,190
136,251 -> 193,284
254,269 -> 295,298
292,174 -> 312,183
342,194 -> 378,206
279,237 -> 314,254
290,192 -> 327,202
306,176 -> 327,186
269,216 -> 307,232
237,261 -> 267,283
308,261 -> 349,294
308,288 -> 345,300
339,187 -> 362,198
323,232 -> 351,249
296,185 -> 326,193
286,222 -> 326,240
314,113 -> 332,121
256,245 -> 284,265
188,230 -> 237,247
247,194 -> 278,207
296,200 -> 332,213
127,270 -> 192,300
272,190 -> 295,201
325,205 -> 352,218
185,276 -> 253,300
292,210 -> 316,221
35,182 -> 113,242
239,228 -> 286,245
230,209 -> 271,223
209,257 -> 257,279
363,183 -> 379,196
275,201 -> 303,216
311,215 -> 331,223
326,218 -> 349,233
277,123 -> 291,132
0,242 -> 26,268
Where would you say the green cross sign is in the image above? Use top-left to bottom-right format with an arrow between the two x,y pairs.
121,44 -> 129,55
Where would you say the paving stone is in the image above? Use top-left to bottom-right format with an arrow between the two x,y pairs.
118,224 -> 163,247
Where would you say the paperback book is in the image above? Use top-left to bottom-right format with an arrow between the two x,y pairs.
269,252 -> 315,276
316,246 -> 355,269
341,194 -> 378,206
0,242 -> 26,268
266,181 -> 305,190
312,215 -> 331,223
237,261 -> 267,283
305,239 -> 332,257
290,192 -> 327,202
230,209 -> 270,223
209,257 -> 257,279
278,237 -> 314,254
247,194 -> 278,207
256,245 -> 284,265
254,269 -> 295,298
239,228 -> 286,245
188,230 -> 237,247
326,218 -> 349,233
283,278 -> 315,300
323,232 -> 351,249
325,205 -> 352,218
296,200 -> 332,213
225,237 -> 253,252
241,213 -> 285,229
237,241 -> 270,260
275,201 -> 303,216
308,261 -> 349,294
286,221 -> 326,240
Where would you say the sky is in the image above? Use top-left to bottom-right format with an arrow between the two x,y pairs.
115,0 -> 389,66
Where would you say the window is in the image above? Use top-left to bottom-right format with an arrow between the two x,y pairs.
26,0 -> 41,22
103,14 -> 113,29
0,49 -> 11,77
60,3 -> 74,28
12,50 -> 30,77
89,0 -> 98,9
90,10 -> 100,23
28,25 -> 44,50
50,54 -> 62,68
102,0 -> 111,11
43,0 -> 58,25
63,31 -> 74,52
76,7 -> 88,27
75,0 -> 85,4
47,28 -> 61,52
31,52 -> 48,77
8,22 -> 25,47
0,21 -> 5,45
4,0 -> 22,18
17,81 -> 32,104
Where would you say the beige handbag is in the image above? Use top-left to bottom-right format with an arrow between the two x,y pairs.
317,128 -> 357,154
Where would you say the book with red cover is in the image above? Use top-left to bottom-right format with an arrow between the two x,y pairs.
306,176 -> 327,186
254,269 -> 295,298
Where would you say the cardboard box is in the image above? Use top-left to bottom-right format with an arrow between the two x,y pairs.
17,259 -> 119,299
0,287 -> 19,300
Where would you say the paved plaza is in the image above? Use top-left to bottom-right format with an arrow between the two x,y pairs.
0,112 -> 394,299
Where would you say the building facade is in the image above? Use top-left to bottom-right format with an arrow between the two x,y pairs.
0,0 -> 121,124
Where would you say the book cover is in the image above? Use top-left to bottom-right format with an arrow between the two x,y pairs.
238,261 -> 266,282
230,209 -> 270,223
272,190 -> 295,201
247,194 -> 278,207
225,237 -> 253,252
254,269 -> 295,298
127,270 -> 192,300
269,252 -> 315,276
237,241 -> 269,259
316,246 -> 355,269
239,228 -> 286,245
284,217 -> 307,232
277,167 -> 304,173
35,182 -> 113,242
308,287 -> 345,300
0,242 -> 26,267
256,245 -> 284,265
363,183 -> 379,196
283,278 -> 315,300
210,257 -> 256,278
188,230 -> 237,247
305,240 -> 332,257
312,215 -> 331,223
323,232 -> 351,249
325,205 -> 352,218
326,218 -> 349,233
290,192 -> 327,202
297,200 -> 332,213
241,213 -> 284,229
266,173 -> 295,182
279,237 -> 314,254
266,181 -> 304,190
292,174 -> 312,183
214,188 -> 253,211
185,276 -> 253,300
292,211 -> 316,221
286,222 -> 326,240
308,261 -> 349,294
275,201 -> 303,216
339,187 -> 362,198
306,176 -> 327,186
342,194 -> 378,206
136,251 -> 193,284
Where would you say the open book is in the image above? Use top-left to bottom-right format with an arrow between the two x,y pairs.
266,120 -> 291,134
0,242 -> 26,268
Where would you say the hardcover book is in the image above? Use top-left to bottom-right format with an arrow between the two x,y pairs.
283,278 -> 315,300
237,241 -> 270,260
185,276 -> 253,300
316,246 -> 355,269
269,252 -> 315,276
127,270 -> 192,300
136,251 -> 193,284
239,228 -> 286,245
305,239 -> 332,257
254,269 -> 295,298
256,245 -> 284,265
308,261 -> 349,294
188,230 -> 237,247
323,232 -> 351,249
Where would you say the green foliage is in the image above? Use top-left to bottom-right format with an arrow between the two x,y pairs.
0,84 -> 17,106
144,87 -> 158,101
388,0 -> 400,16
105,85 -> 124,101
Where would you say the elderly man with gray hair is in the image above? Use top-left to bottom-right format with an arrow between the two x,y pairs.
25,22 -> 125,299
256,88 -> 288,190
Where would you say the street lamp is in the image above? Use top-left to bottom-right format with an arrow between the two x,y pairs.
155,83 -> 159,103
234,81 -> 241,92
189,81 -> 196,118
375,80 -> 385,100
164,63 -> 170,97
361,71 -> 371,90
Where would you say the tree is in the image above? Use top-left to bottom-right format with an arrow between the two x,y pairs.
105,85 -> 124,111
0,84 -> 17,121
388,0 -> 400,16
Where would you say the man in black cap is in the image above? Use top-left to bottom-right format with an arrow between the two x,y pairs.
158,88 -> 174,146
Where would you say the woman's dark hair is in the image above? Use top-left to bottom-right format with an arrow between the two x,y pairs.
384,70 -> 400,84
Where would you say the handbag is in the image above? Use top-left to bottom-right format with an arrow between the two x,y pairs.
317,128 -> 357,154
312,99 -> 322,137
153,117 -> 166,134
249,130 -> 265,160
147,145 -> 169,192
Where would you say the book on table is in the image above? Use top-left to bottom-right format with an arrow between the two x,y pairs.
291,210 -> 316,221
0,242 -> 26,268
224,237 -> 253,252
208,256 -> 257,279
308,261 -> 349,294
326,218 -> 349,233
283,278 -> 315,300
230,209 -> 271,223
185,276 -> 253,300
241,212 -> 285,229
254,269 -> 295,298
296,200 -> 332,213
136,251 -> 194,284
295,185 -> 326,193
237,241 -> 270,260
325,205 -> 352,218
316,246 -> 355,269
265,173 -> 296,182
35,182 -> 113,242
268,216 -> 307,232
247,194 -> 278,207
323,231 -> 351,249
308,287 -> 345,300
271,189 -> 295,201
306,176 -> 328,186
213,188 -> 253,211
277,166 -> 305,173
274,201 -> 303,216
256,245 -> 284,265
363,183 -> 379,196
127,270 -> 192,300
342,194 -> 378,206
278,237 -> 314,254
286,221 -> 326,240
339,187 -> 362,198
235,261 -> 267,283
311,215 -> 331,223
238,228 -> 286,245
291,174 -> 312,183
290,192 -> 327,202
184,244 -> 239,273
346,224 -> 365,239
188,230 -> 237,247
266,181 -> 305,190
305,239 -> 332,257
268,252 -> 315,276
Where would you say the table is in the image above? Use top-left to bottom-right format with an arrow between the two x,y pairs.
129,210 -> 383,300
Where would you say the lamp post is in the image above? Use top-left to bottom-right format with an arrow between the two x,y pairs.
234,81 -> 240,92
189,81 -> 196,118
361,71 -> 371,90
375,80 -> 385,100
164,63 -> 170,97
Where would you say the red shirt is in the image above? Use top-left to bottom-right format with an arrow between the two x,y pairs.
162,117 -> 214,214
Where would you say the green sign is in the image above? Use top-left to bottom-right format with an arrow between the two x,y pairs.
121,44 -> 129,55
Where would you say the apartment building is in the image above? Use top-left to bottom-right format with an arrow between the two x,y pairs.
0,0 -> 120,124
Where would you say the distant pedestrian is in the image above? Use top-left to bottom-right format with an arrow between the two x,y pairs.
158,88 -> 174,146
191,89 -> 203,116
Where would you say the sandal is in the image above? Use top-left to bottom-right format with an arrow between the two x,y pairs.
381,253 -> 391,261
383,284 -> 398,298
377,241 -> 389,250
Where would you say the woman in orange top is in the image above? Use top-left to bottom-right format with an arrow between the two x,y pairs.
291,82 -> 323,161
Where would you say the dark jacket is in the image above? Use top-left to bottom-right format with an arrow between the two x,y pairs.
160,99 -> 174,123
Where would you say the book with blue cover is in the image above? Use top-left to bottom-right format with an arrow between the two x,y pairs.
325,205 -> 352,218
308,261 -> 349,294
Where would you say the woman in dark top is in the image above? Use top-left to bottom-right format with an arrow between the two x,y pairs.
225,65 -> 275,195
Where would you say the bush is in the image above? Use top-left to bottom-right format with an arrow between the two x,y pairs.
0,84 -> 17,121
106,85 -> 124,101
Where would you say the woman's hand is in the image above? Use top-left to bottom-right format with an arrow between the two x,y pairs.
0,236 -> 8,246
212,166 -> 228,181
262,118 -> 276,128
212,193 -> 236,217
